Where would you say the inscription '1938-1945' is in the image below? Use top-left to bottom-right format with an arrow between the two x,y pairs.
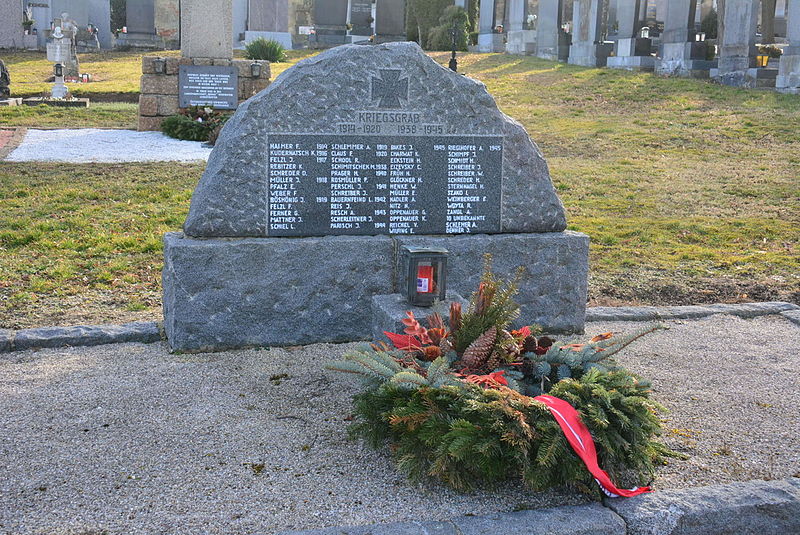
266,134 -> 503,237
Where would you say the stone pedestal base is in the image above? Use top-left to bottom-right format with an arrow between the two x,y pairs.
116,32 -> 166,49
505,30 -> 537,55
243,30 -> 293,49
615,37 -> 652,57
776,55 -> 800,93
477,33 -> 505,53
568,42 -> 613,67
371,293 -> 468,342
163,231 -> 589,352
607,55 -> 656,71
711,66 -> 777,89
655,42 -> 715,78
536,35 -> 570,62
137,56 -> 270,131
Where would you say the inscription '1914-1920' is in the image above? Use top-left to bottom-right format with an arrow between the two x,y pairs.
266,134 -> 503,237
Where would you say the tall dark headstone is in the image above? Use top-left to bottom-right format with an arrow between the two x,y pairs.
164,43 -> 588,351
126,0 -> 156,35
374,0 -> 406,42
313,0 -> 348,45
349,0 -> 373,35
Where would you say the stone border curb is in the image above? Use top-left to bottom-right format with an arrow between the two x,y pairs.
268,478 -> 800,535
0,322 -> 163,353
780,309 -> 800,326
585,301 -> 799,322
1,301 -> 798,354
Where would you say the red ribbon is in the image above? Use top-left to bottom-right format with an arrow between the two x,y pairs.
533,394 -> 652,498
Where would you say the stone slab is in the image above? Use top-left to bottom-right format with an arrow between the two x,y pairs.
0,329 -> 12,352
505,30 -> 537,55
181,0 -> 233,59
476,33 -> 504,53
243,30 -> 293,49
183,42 -> 566,238
272,521 -> 457,535
585,302 -> 799,322
568,42 -> 613,67
371,292 -> 468,342
162,232 -> 395,351
0,98 -> 23,107
702,301 -> 798,318
453,504 -> 625,535
13,322 -> 161,351
606,478 -> 800,535
393,232 -> 589,334
607,55 -> 656,71
780,309 -> 800,326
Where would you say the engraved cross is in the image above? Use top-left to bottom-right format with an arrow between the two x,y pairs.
371,69 -> 409,109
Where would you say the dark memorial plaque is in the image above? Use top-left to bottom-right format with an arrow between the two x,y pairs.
179,65 -> 238,110
266,134 -> 502,236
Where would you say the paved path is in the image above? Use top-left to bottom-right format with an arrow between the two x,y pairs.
3,128 -> 212,163
1,314 -> 798,534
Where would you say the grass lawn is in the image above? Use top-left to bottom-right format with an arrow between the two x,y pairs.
0,51 -> 798,328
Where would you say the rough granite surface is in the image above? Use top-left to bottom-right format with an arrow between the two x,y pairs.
163,231 -> 588,351
162,232 -> 394,351
183,42 -> 566,237
12,322 -> 161,351
606,479 -> 800,535
371,292 -> 468,342
394,232 -> 589,333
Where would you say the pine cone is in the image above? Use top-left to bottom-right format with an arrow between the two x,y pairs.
485,351 -> 504,372
521,356 -> 535,379
439,337 -> 453,354
522,335 -> 539,354
498,330 -> 519,360
421,345 -> 442,362
462,326 -> 497,371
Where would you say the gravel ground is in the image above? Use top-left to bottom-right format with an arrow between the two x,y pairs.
1,314 -> 798,535
4,129 -> 212,163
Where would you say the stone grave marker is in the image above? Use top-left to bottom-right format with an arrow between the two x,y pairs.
164,42 -> 588,352
178,65 -> 238,109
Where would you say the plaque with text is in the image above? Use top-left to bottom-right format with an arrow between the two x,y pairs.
266,134 -> 503,236
179,65 -> 238,110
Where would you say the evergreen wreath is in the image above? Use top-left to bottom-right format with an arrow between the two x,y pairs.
326,256 -> 683,496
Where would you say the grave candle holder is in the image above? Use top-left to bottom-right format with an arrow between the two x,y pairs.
401,246 -> 448,307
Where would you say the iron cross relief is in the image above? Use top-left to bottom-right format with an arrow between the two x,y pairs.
371,69 -> 409,108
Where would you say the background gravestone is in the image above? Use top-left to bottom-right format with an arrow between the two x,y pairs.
349,0 -> 374,36
313,0 -> 348,46
164,42 -> 588,352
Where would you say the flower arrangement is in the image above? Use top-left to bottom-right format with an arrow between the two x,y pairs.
326,256 -> 681,496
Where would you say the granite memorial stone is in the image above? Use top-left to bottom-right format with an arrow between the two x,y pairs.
164,42 -> 588,352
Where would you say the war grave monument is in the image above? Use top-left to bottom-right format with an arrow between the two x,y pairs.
163,42 -> 589,352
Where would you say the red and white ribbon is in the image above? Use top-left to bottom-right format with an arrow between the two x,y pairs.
533,394 -> 651,498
